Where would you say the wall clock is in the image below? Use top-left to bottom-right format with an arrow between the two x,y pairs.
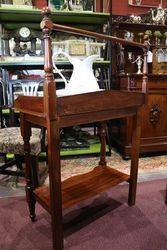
19,27 -> 31,39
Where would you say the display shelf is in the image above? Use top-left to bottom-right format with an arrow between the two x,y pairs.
34,166 -> 129,212
113,21 -> 167,31
119,73 -> 167,77
0,60 -> 110,68
0,7 -> 109,29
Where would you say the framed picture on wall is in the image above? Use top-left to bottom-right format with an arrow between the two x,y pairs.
0,0 -> 13,4
13,0 -> 32,5
48,0 -> 64,10
128,0 -> 163,7
0,0 -> 33,6
48,0 -> 94,11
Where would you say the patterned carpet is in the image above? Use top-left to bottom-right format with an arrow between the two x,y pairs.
59,150 -> 167,181
0,150 -> 167,191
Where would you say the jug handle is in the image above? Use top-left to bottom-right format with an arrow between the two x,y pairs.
52,52 -> 69,87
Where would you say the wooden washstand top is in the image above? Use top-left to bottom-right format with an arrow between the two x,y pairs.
14,90 -> 145,128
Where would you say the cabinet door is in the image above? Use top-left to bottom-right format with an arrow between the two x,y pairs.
141,93 -> 167,138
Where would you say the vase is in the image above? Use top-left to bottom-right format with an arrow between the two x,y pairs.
155,37 -> 161,46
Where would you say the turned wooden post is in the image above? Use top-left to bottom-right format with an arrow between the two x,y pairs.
142,41 -> 149,94
99,121 -> 107,166
41,8 -> 63,250
20,113 -> 36,221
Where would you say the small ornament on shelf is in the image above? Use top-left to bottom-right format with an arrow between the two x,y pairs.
128,52 -> 133,61
129,14 -> 141,24
154,30 -> 163,46
144,30 -> 152,43
124,31 -> 134,41
129,55 -> 144,74
137,32 -> 144,43
147,50 -> 153,63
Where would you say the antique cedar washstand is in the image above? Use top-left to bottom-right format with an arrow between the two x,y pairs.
14,8 -> 148,250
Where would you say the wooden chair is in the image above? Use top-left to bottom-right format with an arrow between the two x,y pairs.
0,80 -> 42,185
21,79 -> 42,96
14,8 -> 149,250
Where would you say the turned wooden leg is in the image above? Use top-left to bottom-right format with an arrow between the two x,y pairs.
128,111 -> 141,206
99,121 -> 107,166
31,156 -> 39,189
26,184 -> 36,222
20,113 -> 36,222
47,122 -> 63,250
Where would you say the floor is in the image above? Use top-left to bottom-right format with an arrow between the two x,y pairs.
1,150 -> 166,250
0,179 -> 166,250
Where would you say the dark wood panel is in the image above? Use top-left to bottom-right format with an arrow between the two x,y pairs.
57,90 -> 145,116
113,136 -> 167,158
25,114 -> 46,127
119,76 -> 167,93
34,166 -> 129,213
58,107 -> 137,128
111,75 -> 167,158
141,94 -> 167,138
14,96 -> 44,117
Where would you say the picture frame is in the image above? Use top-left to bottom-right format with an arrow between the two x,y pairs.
69,42 -> 86,56
0,0 -> 33,6
128,0 -> 163,8
48,0 -> 63,10
13,0 -> 32,5
48,0 -> 94,11
0,0 -> 13,4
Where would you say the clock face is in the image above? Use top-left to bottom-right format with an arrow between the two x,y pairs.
19,27 -> 31,38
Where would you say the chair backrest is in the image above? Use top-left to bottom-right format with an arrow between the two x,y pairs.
21,81 -> 40,96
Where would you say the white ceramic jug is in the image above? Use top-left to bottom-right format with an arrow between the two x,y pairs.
52,51 -> 100,96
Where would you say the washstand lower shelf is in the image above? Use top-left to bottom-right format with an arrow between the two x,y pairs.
34,166 -> 129,212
